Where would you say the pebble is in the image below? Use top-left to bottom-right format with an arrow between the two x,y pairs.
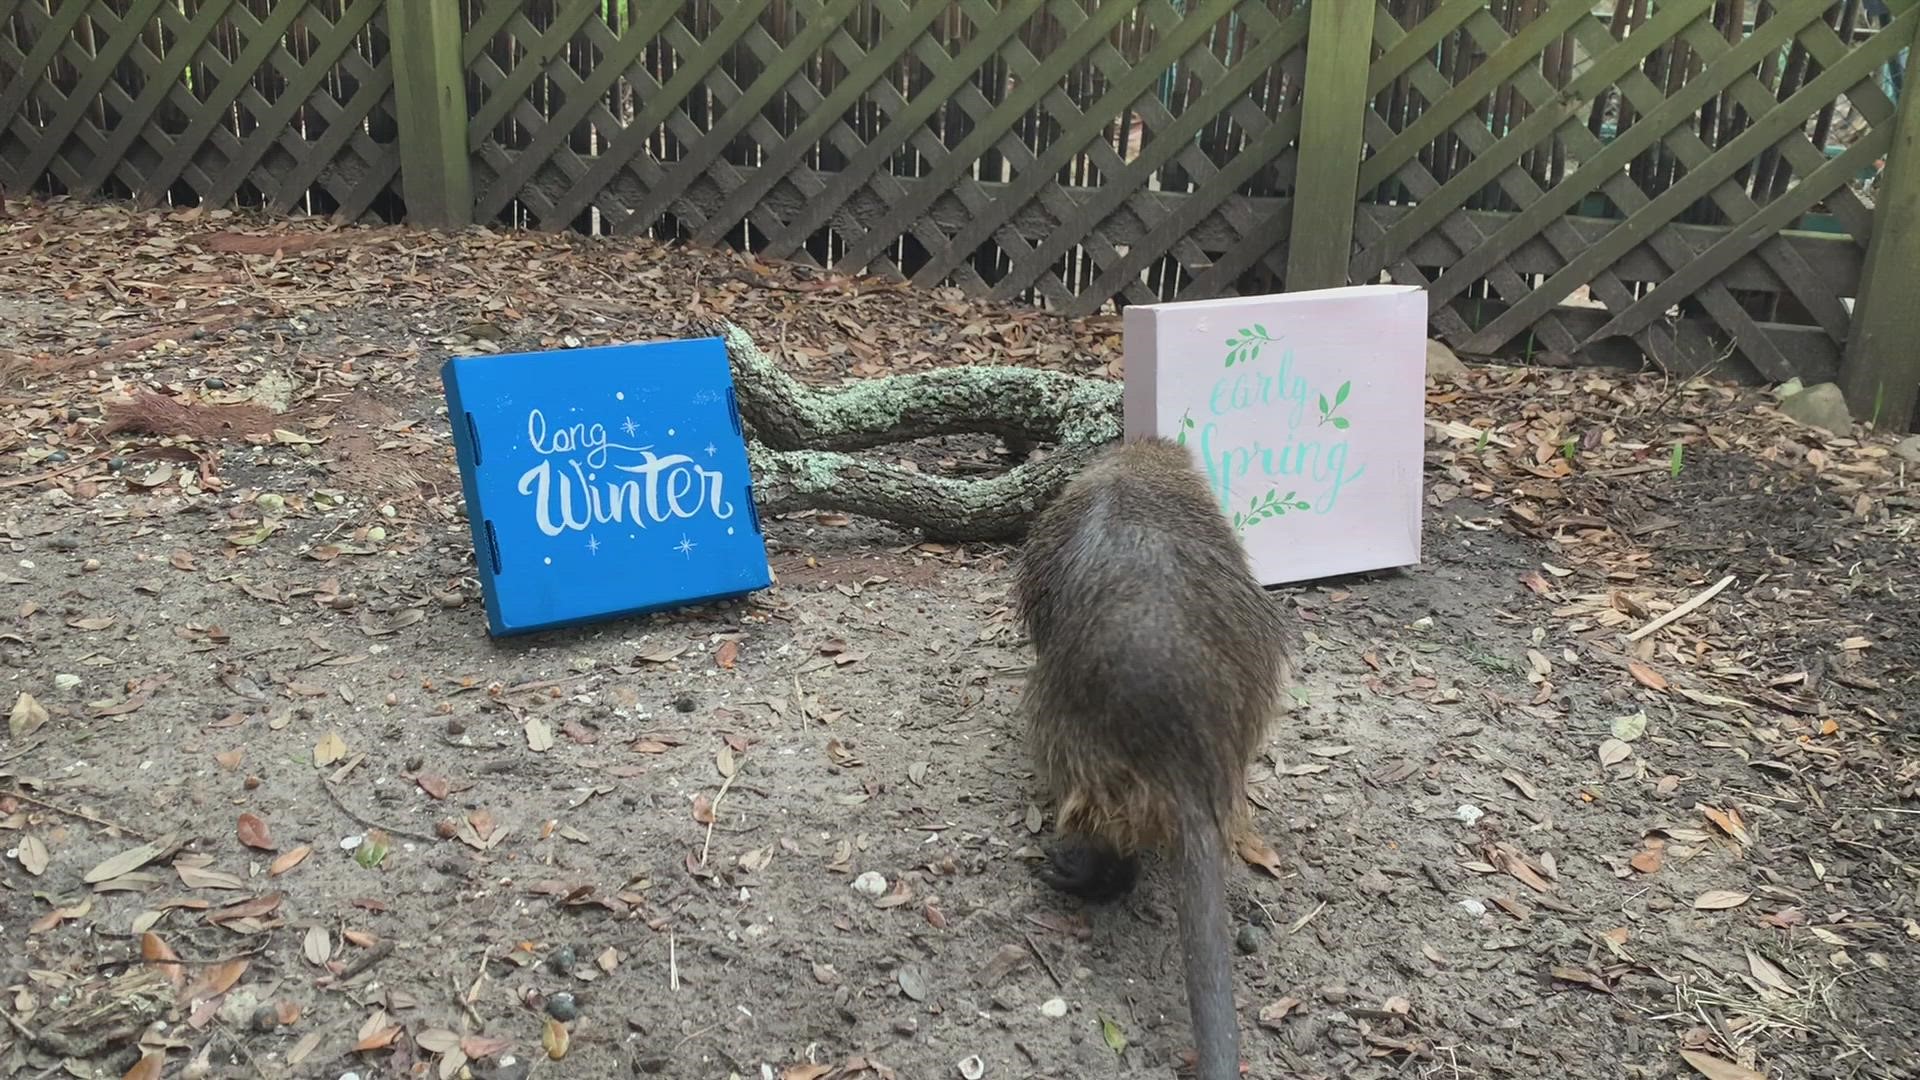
544,992 -> 579,1021
53,674 -> 80,691
205,377 -> 227,389
674,695 -> 697,713
48,534 -> 78,551
852,871 -> 888,897
1235,924 -> 1266,955
1038,997 -> 1068,1018
1320,984 -> 1350,1005
957,1055 -> 986,1080
108,456 -> 126,472
250,1005 -> 280,1032
546,946 -> 577,976
1454,803 -> 1484,826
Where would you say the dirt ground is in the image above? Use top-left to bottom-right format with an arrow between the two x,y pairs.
1,200 -> 1916,1080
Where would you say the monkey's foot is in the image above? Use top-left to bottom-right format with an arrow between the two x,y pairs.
1034,837 -> 1140,903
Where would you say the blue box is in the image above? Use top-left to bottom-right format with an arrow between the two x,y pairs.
440,337 -> 772,637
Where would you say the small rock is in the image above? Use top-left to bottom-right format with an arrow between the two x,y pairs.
1426,339 -> 1468,380
991,987 -> 1022,1011
673,695 -> 696,713
1454,803 -> 1484,826
892,1018 -> 919,1036
632,1057 -> 670,1074
957,1055 -> 986,1080
53,673 -> 81,691
1038,997 -> 1068,1018
205,377 -> 228,390
215,986 -> 260,1027
46,450 -> 68,463
1321,985 -> 1350,1005
47,535 -> 78,551
546,946 -> 577,976
544,992 -> 579,1021
1777,381 -> 1851,434
1894,434 -> 1920,466
1457,898 -> 1487,917
446,717 -> 466,736
250,1005 -> 280,1032
1235,924 -> 1266,955
852,871 -> 888,897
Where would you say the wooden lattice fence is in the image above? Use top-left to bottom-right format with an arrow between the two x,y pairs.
3,0 -> 1919,427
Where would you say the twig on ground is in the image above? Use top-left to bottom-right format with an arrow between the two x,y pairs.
1627,574 -> 1736,642
4,788 -> 150,839
318,779 -> 440,844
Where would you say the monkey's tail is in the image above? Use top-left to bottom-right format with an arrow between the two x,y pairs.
1172,797 -> 1240,1080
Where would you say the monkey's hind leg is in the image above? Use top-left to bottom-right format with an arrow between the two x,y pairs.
1034,833 -> 1140,903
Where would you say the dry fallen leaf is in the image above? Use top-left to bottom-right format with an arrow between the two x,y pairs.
1694,889 -> 1752,911
1680,1049 -> 1769,1080
9,691 -> 49,739
120,1052 -> 164,1080
542,1017 -> 570,1060
236,812 -> 274,851
1701,805 -> 1751,846
303,925 -> 331,966
85,836 -> 172,884
18,834 -> 49,876
1627,660 -> 1668,691
312,731 -> 348,766
270,845 -> 310,876
1597,738 -> 1633,766
1235,831 -> 1286,879
1629,849 -> 1663,874
525,717 -> 554,752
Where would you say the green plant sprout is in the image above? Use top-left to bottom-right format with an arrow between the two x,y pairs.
1316,380 -> 1352,429
1224,324 -> 1277,368
1230,488 -> 1311,532
1669,442 -> 1685,477
1561,436 -> 1577,461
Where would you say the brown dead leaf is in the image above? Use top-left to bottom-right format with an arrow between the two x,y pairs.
142,932 -> 185,988
313,731 -> 347,766
1701,805 -> 1751,846
782,1067 -> 835,1080
461,1034 -> 513,1059
68,615 -> 116,631
269,846 -> 310,876
9,691 -> 49,739
121,1053 -> 165,1080
691,793 -> 715,825
1629,849 -> 1663,874
213,749 -> 243,770
1627,660 -> 1669,691
1680,1050 -> 1768,1080
1234,831 -> 1286,879
541,1017 -> 569,1060
415,773 -> 450,800
236,812 -> 274,851
1693,889 -> 1752,911
1257,997 -> 1301,1028
85,835 -> 174,884
715,639 -> 739,669
17,834 -> 49,876
182,957 -> 250,1003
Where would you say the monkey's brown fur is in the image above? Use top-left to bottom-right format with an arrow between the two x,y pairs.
1013,436 -> 1294,1079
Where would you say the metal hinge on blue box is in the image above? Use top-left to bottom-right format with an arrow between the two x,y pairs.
441,337 -> 772,637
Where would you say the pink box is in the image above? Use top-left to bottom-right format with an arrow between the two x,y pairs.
1122,285 -> 1427,585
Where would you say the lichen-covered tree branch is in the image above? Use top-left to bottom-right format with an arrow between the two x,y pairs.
711,320 -> 1120,541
